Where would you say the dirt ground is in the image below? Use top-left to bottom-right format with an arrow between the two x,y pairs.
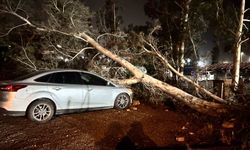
0,102 -> 249,150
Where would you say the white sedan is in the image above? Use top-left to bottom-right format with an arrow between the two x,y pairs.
0,70 -> 132,123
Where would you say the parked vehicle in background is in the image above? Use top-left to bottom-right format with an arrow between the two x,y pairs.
0,69 -> 133,123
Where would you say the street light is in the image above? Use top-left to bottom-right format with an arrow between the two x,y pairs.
185,58 -> 191,65
197,60 -> 205,67
241,52 -> 244,62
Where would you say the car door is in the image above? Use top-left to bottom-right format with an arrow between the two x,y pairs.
80,72 -> 116,108
48,72 -> 89,109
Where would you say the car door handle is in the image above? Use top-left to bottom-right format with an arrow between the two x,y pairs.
52,87 -> 62,91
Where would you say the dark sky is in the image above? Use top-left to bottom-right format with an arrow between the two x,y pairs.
83,0 -> 250,27
84,0 -> 150,26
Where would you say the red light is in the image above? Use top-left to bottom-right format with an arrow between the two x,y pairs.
0,85 -> 12,91
0,85 -> 27,92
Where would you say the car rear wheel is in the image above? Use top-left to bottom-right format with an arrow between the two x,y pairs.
114,93 -> 130,110
27,99 -> 55,123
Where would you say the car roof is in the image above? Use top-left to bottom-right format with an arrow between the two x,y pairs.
12,69 -> 119,87
15,69 -> 90,81
41,69 -> 85,73
37,69 -> 92,74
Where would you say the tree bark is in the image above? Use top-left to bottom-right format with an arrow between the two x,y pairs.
232,0 -> 245,91
178,0 -> 191,74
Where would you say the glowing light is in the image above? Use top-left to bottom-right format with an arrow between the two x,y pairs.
64,58 -> 69,62
57,56 -> 64,60
186,58 -> 191,64
56,44 -> 62,48
241,52 -> 245,62
197,60 -> 205,67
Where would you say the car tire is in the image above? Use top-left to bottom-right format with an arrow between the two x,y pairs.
27,99 -> 55,123
114,93 -> 131,110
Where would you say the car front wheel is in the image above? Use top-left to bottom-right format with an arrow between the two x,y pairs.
114,93 -> 130,110
27,99 -> 55,123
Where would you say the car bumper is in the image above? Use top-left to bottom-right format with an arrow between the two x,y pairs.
0,95 -> 29,115
0,108 -> 25,116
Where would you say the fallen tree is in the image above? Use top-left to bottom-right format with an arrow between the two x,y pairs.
0,0 -> 229,115
79,32 -> 227,115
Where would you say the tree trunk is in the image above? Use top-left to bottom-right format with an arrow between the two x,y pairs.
232,0 -> 245,91
81,32 -> 227,115
178,0 -> 191,74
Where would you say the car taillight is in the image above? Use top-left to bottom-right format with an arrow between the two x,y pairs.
0,85 -> 27,92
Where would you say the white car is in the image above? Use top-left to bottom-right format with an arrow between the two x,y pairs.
0,70 -> 132,123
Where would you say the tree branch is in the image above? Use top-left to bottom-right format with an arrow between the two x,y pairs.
52,0 -> 60,12
142,37 -> 227,104
243,19 -> 250,22
48,43 -> 73,59
244,8 -> 250,13
15,58 -> 36,70
96,32 -> 127,42
112,77 -> 142,85
243,23 -> 249,31
0,23 -> 28,37
1,9 -> 87,42
74,34 -> 88,42
22,47 -> 37,70
156,51 -> 227,103
188,25 -> 198,59
240,38 -> 249,45
69,47 -> 95,61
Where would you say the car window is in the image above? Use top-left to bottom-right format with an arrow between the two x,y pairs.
80,72 -> 107,86
35,74 -> 52,82
49,72 -> 83,84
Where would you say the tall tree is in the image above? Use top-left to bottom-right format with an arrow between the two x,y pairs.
176,0 -> 192,74
96,0 -> 122,33
144,0 -> 207,79
232,0 -> 246,91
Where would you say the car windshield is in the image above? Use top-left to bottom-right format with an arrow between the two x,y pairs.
14,71 -> 47,81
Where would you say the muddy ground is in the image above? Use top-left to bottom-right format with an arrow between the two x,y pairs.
0,102 -> 249,150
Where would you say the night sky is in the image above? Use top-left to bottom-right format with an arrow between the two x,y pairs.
83,0 -> 250,26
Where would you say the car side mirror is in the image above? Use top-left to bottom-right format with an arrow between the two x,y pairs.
107,82 -> 112,86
